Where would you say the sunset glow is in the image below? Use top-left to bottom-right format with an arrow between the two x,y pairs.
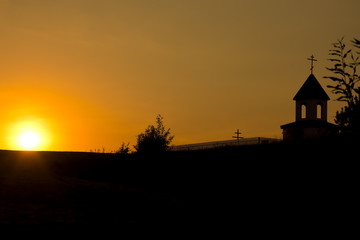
6,119 -> 51,151
0,1 -> 359,152
19,131 -> 40,150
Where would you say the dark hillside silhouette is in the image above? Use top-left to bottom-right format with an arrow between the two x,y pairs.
0,135 -> 357,233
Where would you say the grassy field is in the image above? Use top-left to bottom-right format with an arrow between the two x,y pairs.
0,136 -> 357,233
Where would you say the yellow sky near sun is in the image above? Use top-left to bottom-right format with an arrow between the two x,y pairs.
0,0 -> 359,151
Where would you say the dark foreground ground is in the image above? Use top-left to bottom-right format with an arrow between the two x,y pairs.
0,136 -> 358,234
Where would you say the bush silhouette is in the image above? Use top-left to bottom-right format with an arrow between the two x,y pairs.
134,114 -> 174,154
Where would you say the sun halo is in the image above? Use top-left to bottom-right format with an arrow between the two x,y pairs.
6,119 -> 51,151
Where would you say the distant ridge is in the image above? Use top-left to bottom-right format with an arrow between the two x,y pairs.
170,137 -> 280,151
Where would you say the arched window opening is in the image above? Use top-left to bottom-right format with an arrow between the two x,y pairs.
317,104 -> 322,119
301,104 -> 306,119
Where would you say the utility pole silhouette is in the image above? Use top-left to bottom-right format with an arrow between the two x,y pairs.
307,54 -> 317,74
232,129 -> 243,144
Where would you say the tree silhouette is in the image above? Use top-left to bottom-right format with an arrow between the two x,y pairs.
134,114 -> 174,154
324,37 -> 360,134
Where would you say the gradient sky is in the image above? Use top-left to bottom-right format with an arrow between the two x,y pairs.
1,0 -> 359,151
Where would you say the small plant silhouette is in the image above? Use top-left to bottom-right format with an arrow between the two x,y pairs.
134,114 -> 174,154
116,142 -> 131,155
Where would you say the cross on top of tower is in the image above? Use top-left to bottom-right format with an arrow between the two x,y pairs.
307,54 -> 317,74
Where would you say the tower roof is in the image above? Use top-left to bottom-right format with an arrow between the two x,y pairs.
293,74 -> 330,100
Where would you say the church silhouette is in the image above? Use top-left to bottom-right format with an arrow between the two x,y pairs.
281,71 -> 339,141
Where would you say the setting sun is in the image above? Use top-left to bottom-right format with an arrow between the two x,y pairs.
18,131 -> 40,150
4,118 -> 52,151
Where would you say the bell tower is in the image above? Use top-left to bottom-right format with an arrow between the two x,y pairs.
280,55 -> 338,141
293,73 -> 329,122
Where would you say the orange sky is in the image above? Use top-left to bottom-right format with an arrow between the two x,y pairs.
1,0 -> 359,151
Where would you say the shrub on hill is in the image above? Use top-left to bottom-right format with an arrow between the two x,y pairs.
134,114 -> 174,154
